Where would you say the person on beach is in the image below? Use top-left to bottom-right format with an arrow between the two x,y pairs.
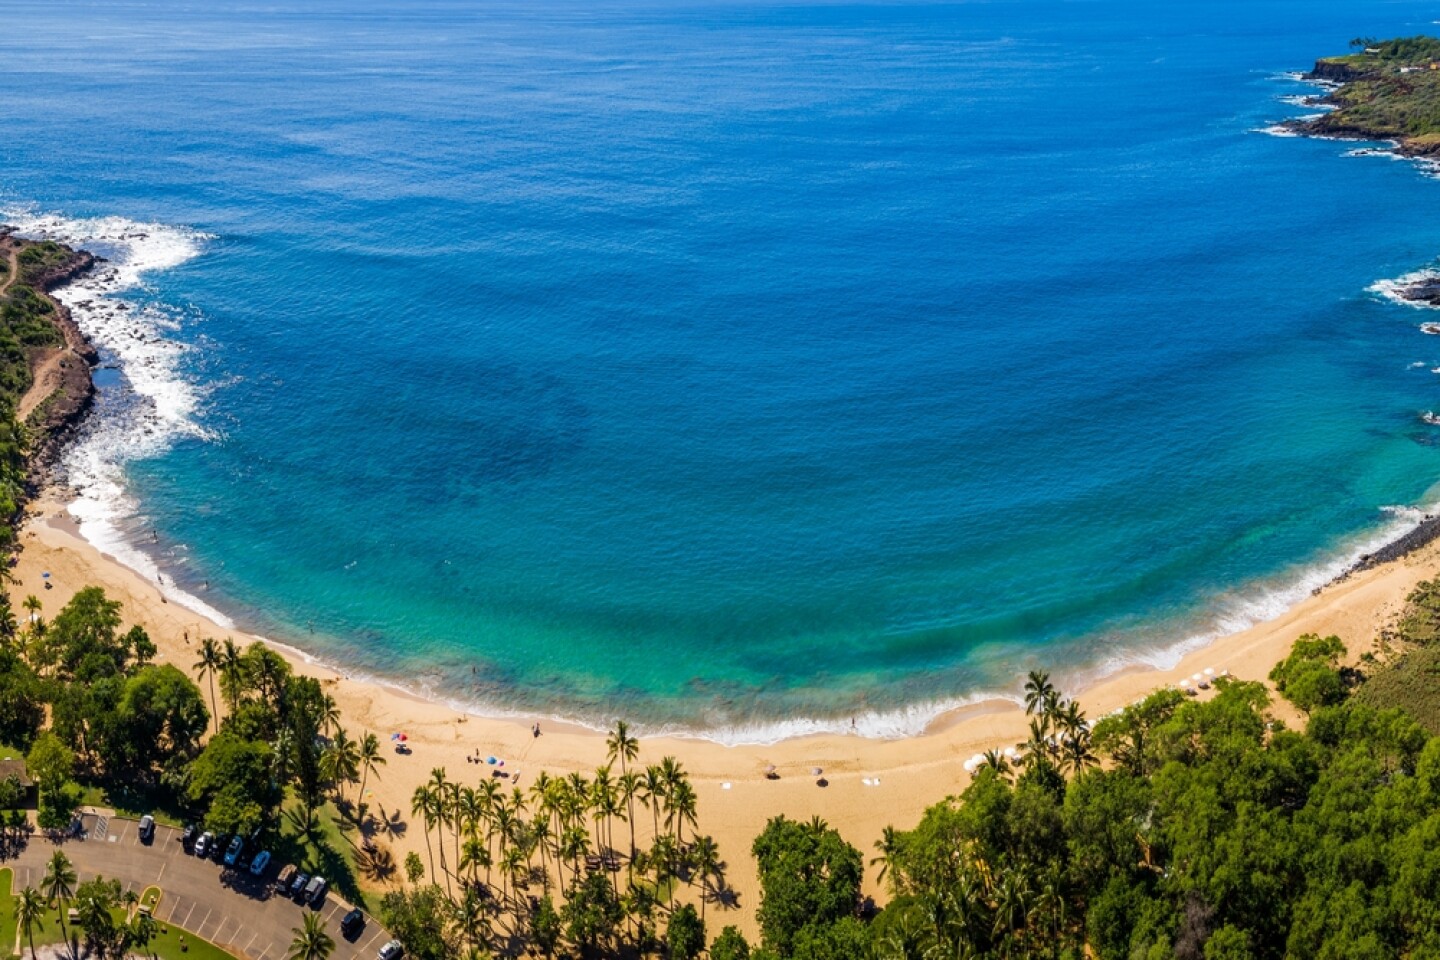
533,722 -> 541,738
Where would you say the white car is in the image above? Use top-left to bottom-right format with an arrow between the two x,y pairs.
249,850 -> 271,876
378,939 -> 404,960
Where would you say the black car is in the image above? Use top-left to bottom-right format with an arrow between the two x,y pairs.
180,824 -> 197,850
209,835 -> 228,863
340,909 -> 365,939
289,871 -> 310,899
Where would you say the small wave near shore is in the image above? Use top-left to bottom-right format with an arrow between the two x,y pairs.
3,207 -> 231,627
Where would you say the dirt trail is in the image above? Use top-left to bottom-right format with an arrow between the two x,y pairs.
18,348 -> 65,421
0,245 -> 17,297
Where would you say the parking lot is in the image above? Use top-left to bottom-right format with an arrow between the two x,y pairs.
6,815 -> 393,960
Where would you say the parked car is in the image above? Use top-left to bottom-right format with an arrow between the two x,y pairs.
276,864 -> 297,891
250,850 -> 272,877
137,815 -> 155,844
378,939 -> 404,960
180,823 -> 197,850
209,835 -> 228,863
289,871 -> 310,900
194,831 -> 215,858
223,835 -> 244,867
304,876 -> 327,906
340,909 -> 365,938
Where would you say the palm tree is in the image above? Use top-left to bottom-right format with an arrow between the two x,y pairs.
1023,670 -> 1055,719
641,764 -> 665,848
130,912 -> 158,960
320,727 -> 360,805
979,750 -> 1012,782
606,720 -> 641,856
320,693 -> 342,737
451,887 -> 487,949
287,911 -> 336,960
871,826 -> 902,892
16,885 -> 45,960
590,765 -> 617,856
356,731 -> 386,818
412,783 -> 439,883
41,850 -> 76,953
669,778 -> 698,848
219,637 -> 243,708
690,834 -> 722,926
193,637 -> 222,732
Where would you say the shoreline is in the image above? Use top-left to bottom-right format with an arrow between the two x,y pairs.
11,209 -> 1440,750
15,482 -> 1440,926
12,225 -> 1440,928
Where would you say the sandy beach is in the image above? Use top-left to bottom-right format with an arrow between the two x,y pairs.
11,491 -> 1435,936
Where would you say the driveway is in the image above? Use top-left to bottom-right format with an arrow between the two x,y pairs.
5,816 -> 392,960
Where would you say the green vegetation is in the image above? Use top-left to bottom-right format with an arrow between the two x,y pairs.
1306,36 -> 1440,150
1353,577 -> 1440,733
0,868 -> 15,960
373,736 -> 728,960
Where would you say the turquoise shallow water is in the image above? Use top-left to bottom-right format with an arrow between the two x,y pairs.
5,0 -> 1440,739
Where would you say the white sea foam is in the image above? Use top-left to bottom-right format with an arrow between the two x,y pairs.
5,203 -> 1440,747
1369,267 -> 1440,309
3,207 -> 231,627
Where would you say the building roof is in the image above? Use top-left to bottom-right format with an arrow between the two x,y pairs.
0,758 -> 33,786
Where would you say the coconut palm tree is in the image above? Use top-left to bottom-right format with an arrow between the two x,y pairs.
287,911 -> 335,960
411,783 -> 439,883
606,720 -> 640,855
641,764 -> 665,847
41,850 -> 76,953
356,731 -> 386,819
219,638 -> 243,708
130,912 -> 158,960
16,885 -> 45,960
451,887 -> 488,950
690,834 -> 721,926
590,766 -> 617,856
193,637 -> 222,732
1023,670 -> 1056,720
979,750 -> 1012,783
871,826 -> 902,892
321,728 -> 360,805
668,778 -> 698,848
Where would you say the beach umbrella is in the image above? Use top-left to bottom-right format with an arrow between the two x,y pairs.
390,733 -> 399,740
1192,673 -> 1203,682
397,733 -> 407,742
1203,667 -> 1215,676
970,753 -> 986,767
811,767 -> 823,777
764,764 -> 777,776
41,572 -> 49,580
487,756 -> 496,765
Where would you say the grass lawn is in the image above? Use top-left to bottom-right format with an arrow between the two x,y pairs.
146,919 -> 237,960
276,797 -> 370,911
1,868 -> 15,958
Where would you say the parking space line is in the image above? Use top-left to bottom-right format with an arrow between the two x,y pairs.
182,901 -> 198,930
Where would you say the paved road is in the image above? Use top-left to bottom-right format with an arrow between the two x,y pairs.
4,816 -> 391,960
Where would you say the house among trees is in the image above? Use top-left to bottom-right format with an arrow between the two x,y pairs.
0,758 -> 36,809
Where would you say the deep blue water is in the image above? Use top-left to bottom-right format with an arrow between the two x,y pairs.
3,0 -> 1440,739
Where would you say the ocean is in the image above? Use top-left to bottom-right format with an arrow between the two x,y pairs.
3,0 -> 1440,742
